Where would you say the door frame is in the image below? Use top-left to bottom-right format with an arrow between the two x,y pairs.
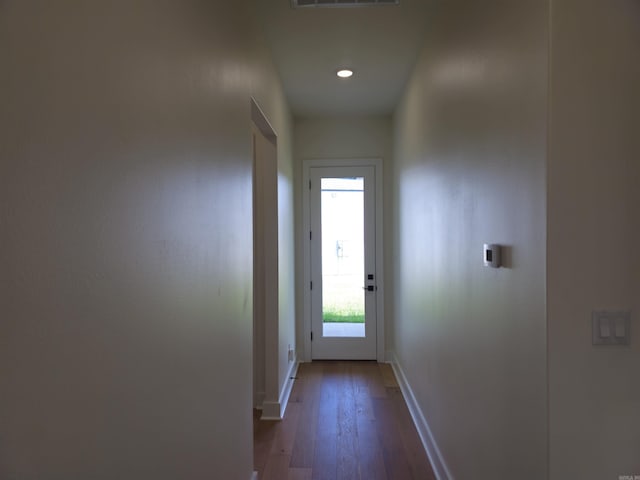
251,98 -> 280,416
302,158 -> 384,362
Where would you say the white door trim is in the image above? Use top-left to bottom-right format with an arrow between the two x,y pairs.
302,158 -> 384,362
251,98 -> 280,416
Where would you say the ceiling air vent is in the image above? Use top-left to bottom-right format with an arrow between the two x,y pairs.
292,0 -> 399,8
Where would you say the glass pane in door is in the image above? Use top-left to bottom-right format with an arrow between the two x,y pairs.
321,177 -> 365,338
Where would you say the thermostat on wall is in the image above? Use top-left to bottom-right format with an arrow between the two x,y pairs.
483,244 -> 501,268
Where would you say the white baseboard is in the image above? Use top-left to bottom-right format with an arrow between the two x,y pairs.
261,360 -> 299,420
385,349 -> 394,363
253,391 -> 265,410
261,400 -> 280,420
388,352 -> 453,480
279,359 -> 299,417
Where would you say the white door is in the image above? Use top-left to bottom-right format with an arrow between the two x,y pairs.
309,166 -> 377,359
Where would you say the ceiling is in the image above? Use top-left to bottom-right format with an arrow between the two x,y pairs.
254,0 -> 430,117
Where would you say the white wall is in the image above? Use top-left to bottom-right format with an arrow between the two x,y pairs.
248,16 -> 297,416
0,2 -> 293,479
293,116 -> 393,357
246,23 -> 297,413
547,1 -> 640,478
392,1 -> 548,478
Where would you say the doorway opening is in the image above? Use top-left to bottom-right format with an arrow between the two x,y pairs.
251,99 -> 279,414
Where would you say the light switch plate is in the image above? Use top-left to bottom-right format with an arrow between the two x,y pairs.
592,311 -> 631,346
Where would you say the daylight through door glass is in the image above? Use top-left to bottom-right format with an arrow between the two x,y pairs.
321,177 -> 365,338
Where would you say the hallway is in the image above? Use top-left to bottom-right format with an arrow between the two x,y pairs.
2,2 -> 638,479
254,361 -> 435,480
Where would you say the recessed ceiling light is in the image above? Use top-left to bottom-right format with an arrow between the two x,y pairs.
337,69 -> 353,78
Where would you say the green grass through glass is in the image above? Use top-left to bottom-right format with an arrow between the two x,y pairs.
323,308 -> 365,323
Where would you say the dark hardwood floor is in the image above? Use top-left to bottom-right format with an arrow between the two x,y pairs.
253,361 -> 436,480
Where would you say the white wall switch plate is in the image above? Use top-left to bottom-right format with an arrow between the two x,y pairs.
592,311 -> 631,346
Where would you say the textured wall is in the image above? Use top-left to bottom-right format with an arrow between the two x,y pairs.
548,1 -> 640,478
392,1 -> 548,477
0,2 -> 292,478
248,14 -> 297,416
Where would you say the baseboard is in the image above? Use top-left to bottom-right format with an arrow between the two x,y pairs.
388,352 -> 453,480
279,359 -> 299,417
253,391 -> 265,410
261,360 -> 299,420
261,400 -> 280,420
250,471 -> 258,480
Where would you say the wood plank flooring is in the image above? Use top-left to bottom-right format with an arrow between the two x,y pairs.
253,361 -> 436,480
